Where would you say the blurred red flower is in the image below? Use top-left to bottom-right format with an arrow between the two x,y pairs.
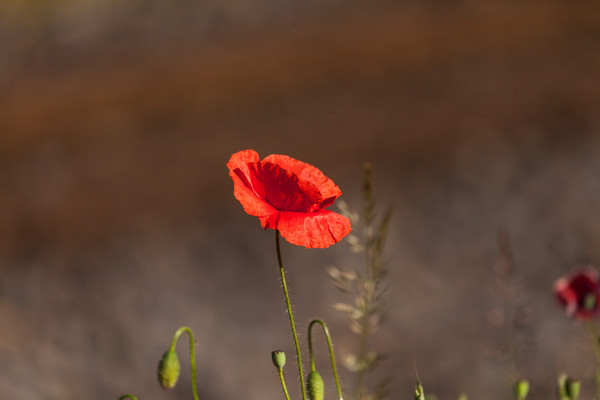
554,267 -> 600,319
227,149 -> 351,248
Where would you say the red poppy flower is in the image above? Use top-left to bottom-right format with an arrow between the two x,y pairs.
227,149 -> 352,248
554,267 -> 600,319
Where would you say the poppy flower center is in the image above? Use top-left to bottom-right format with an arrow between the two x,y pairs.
248,162 -> 323,212
583,292 -> 597,311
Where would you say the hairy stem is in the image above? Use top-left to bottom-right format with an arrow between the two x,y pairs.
309,319 -> 344,400
276,230 -> 307,400
278,367 -> 292,400
171,326 -> 200,400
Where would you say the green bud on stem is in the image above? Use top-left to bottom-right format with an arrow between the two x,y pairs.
307,370 -> 324,400
565,379 -> 581,400
415,381 -> 425,400
558,374 -> 581,400
271,350 -> 286,370
158,349 -> 181,390
513,379 -> 530,400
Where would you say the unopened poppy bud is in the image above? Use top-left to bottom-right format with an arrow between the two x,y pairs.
158,349 -> 180,390
513,379 -> 529,400
271,350 -> 286,370
307,371 -> 324,400
558,375 -> 581,400
565,379 -> 581,400
415,381 -> 425,400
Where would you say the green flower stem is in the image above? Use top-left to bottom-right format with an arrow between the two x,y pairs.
585,320 -> 600,363
278,367 -> 292,400
118,395 -> 138,400
585,320 -> 600,400
276,230 -> 307,400
587,322 -> 600,400
308,319 -> 344,400
171,326 -> 200,400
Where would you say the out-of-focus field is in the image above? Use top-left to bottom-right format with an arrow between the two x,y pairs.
1,1 -> 600,399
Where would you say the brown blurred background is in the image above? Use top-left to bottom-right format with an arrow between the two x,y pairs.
1,0 -> 600,399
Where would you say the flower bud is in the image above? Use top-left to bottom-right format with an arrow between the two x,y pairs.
271,350 -> 286,370
558,375 -> 581,400
157,349 -> 180,390
307,370 -> 324,400
415,381 -> 425,400
565,379 -> 581,400
513,380 -> 529,400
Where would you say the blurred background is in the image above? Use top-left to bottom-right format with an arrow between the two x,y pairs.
1,0 -> 600,399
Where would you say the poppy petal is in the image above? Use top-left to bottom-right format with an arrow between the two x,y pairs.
555,278 -> 577,318
232,179 -> 278,221
263,154 -> 342,208
228,150 -> 277,219
252,162 -> 322,212
273,209 -> 352,248
227,149 -> 260,187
